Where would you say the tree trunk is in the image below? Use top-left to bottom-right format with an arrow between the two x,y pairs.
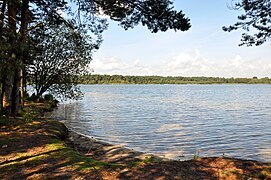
0,83 -> 2,111
12,64 -> 20,115
0,75 -> 2,113
2,68 -> 14,115
0,0 -> 6,113
20,66 -> 24,107
0,91 -> 2,113
18,0 -> 30,109
2,0 -> 17,115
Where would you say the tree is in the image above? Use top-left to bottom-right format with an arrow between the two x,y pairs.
0,0 -> 21,115
223,0 -> 271,46
27,21 -> 105,100
85,0 -> 191,32
0,0 -> 191,115
0,0 -> 61,115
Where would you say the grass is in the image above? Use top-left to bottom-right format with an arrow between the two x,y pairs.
193,150 -> 200,160
127,156 -> 162,167
0,101 -> 121,179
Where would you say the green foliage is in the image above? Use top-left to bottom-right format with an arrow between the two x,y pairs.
27,22 -> 100,100
78,74 -> 271,84
44,94 -> 54,101
1,0 -> 191,114
89,0 -> 191,33
223,0 -> 271,46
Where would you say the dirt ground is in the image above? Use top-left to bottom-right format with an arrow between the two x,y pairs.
67,131 -> 271,180
0,102 -> 270,179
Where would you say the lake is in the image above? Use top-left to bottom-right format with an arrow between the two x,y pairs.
51,84 -> 271,162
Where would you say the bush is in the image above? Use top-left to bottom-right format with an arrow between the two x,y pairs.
44,94 -> 54,101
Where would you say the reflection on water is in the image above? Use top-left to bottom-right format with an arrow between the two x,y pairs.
52,84 -> 271,162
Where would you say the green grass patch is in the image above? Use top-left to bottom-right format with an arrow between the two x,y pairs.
142,156 -> 161,163
128,156 -> 162,167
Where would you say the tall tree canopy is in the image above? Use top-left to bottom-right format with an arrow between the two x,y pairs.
223,0 -> 271,46
84,0 -> 191,32
27,21 -> 102,100
0,0 -> 191,115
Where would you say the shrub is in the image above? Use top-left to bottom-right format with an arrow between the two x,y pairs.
44,94 -> 54,101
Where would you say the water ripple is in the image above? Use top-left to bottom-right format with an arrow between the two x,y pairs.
52,84 -> 271,162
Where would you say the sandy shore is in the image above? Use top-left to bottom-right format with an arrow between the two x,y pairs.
66,130 -> 168,165
64,130 -> 271,179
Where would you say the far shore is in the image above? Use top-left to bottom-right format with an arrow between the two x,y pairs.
78,74 -> 271,85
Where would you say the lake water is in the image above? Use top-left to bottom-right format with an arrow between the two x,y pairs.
51,84 -> 271,162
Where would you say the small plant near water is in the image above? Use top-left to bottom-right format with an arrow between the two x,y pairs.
193,150 -> 201,160
143,156 -> 161,163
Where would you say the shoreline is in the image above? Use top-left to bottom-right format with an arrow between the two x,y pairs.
66,129 -> 168,164
64,127 -> 271,179
65,127 -> 271,164
62,125 -> 270,164
1,101 -> 270,179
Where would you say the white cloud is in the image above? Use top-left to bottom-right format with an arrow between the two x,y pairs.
89,50 -> 271,78
159,49 -> 212,76
229,55 -> 243,68
221,55 -> 271,77
89,57 -> 154,75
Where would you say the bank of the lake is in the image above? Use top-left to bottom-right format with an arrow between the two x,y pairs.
0,101 -> 271,179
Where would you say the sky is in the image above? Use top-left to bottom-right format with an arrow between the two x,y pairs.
89,0 -> 271,78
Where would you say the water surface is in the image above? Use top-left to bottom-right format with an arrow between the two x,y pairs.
52,84 -> 271,162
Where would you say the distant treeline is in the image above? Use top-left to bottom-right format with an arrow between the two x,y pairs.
78,74 -> 271,84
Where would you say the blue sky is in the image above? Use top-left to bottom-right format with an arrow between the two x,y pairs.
90,0 -> 271,78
